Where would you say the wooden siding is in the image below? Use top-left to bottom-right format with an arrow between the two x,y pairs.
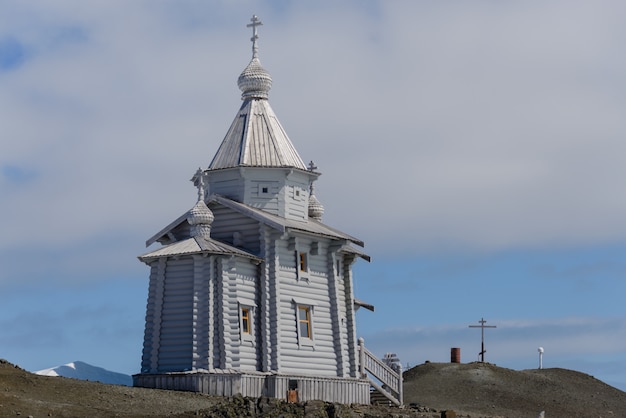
233,259 -> 259,371
342,254 -> 359,377
209,178 -> 245,202
284,175 -> 310,221
210,205 -> 262,254
246,179 -> 280,214
273,235 -> 348,377
286,187 -> 307,220
167,222 -> 191,245
209,258 -> 221,369
260,226 -> 280,372
191,254 -> 210,371
327,249 -> 348,377
139,229 -> 360,379
158,258 -> 194,372
141,260 -> 165,373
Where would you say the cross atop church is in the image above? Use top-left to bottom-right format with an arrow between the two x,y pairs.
469,317 -> 497,363
247,15 -> 263,58
193,167 -> 205,202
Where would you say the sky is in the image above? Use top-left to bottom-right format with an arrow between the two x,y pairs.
1,0 -> 626,391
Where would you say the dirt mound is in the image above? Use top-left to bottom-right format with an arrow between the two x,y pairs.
403,361 -> 626,417
0,359 -> 430,417
2,358 -> 625,417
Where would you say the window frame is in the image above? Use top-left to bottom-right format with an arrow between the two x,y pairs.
241,307 -> 251,335
335,255 -> 343,278
292,298 -> 315,347
297,305 -> 312,339
299,252 -> 308,273
238,300 -> 256,344
293,185 -> 303,201
295,251 -> 309,281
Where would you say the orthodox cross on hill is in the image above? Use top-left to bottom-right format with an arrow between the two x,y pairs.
469,317 -> 497,363
247,15 -> 263,58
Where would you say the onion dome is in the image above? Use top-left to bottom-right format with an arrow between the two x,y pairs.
307,162 -> 324,220
238,15 -> 272,100
187,200 -> 214,239
238,57 -> 272,100
308,190 -> 324,221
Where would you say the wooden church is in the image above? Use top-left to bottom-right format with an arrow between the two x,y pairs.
133,16 -> 402,406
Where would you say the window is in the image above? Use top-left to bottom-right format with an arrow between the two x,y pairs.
241,307 -> 251,334
238,300 -> 256,343
292,298 -> 315,346
293,186 -> 305,201
299,252 -> 308,272
258,183 -> 270,195
297,306 -> 312,339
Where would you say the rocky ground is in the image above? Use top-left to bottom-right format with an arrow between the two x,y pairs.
403,361 -> 626,418
1,358 -> 625,417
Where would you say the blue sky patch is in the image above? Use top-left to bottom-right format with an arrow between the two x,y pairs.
1,164 -> 38,184
0,36 -> 26,71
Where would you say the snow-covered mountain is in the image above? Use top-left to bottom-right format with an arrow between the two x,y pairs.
34,361 -> 132,386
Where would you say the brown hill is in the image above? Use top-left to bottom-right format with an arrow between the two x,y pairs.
1,358 -> 625,417
403,361 -> 626,417
0,359 -> 423,417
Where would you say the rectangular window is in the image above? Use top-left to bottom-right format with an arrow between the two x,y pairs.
238,302 -> 255,343
258,183 -> 270,195
299,252 -> 308,272
241,307 -> 251,334
298,305 -> 312,339
293,186 -> 305,201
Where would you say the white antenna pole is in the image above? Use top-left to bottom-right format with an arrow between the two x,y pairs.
538,347 -> 544,369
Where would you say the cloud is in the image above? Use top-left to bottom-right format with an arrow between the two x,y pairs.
1,1 -> 626,275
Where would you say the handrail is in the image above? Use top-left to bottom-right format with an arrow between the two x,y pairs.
358,338 -> 403,406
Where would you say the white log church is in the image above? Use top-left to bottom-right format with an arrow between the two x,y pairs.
133,16 -> 402,405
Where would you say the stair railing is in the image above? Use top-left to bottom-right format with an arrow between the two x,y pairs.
358,337 -> 403,406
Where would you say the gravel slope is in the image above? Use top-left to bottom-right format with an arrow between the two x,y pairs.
403,361 -> 626,417
2,358 -> 625,417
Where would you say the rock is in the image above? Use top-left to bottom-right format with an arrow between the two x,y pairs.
304,399 -> 327,417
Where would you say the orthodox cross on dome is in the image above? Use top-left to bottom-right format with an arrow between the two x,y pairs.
308,161 -> 318,193
193,167 -> 206,202
247,15 -> 263,58
469,317 -> 497,363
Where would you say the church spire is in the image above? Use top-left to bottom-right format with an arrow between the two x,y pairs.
238,15 -> 272,100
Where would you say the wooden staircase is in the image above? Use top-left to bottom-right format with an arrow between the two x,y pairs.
358,338 -> 403,406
